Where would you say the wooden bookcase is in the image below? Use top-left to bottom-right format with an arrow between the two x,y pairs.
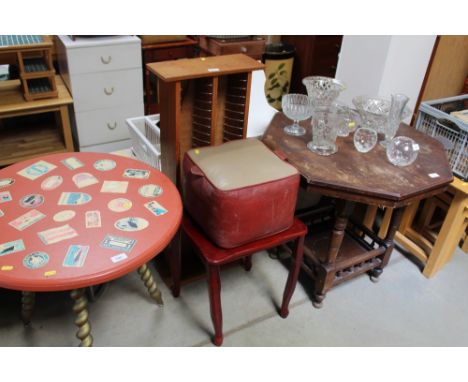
147,54 -> 264,185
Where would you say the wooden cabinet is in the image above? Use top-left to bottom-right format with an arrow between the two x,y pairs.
198,36 -> 266,60
142,37 -> 198,114
280,36 -> 343,94
57,35 -> 144,152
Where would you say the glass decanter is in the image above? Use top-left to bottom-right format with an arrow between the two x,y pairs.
302,76 -> 346,156
381,93 -> 410,147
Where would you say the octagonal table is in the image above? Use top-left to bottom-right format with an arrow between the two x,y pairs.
0,152 -> 182,346
262,112 -> 453,307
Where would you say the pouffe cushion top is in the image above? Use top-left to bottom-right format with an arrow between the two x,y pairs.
186,138 -> 298,191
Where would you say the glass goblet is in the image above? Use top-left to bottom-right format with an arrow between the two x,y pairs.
281,94 -> 312,136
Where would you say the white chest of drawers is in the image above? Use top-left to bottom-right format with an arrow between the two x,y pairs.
57,35 -> 144,152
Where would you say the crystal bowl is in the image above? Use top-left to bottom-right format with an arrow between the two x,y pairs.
302,76 -> 346,108
386,136 -> 420,166
352,96 -> 411,133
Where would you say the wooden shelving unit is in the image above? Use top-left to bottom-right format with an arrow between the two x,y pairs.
0,75 -> 74,166
0,35 -> 58,101
147,54 -> 264,185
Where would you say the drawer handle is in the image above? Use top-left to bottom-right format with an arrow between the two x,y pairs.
107,122 -> 117,130
240,46 -> 247,53
104,87 -> 114,95
101,56 -> 112,64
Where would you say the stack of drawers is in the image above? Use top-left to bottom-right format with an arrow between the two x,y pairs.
57,35 -> 144,152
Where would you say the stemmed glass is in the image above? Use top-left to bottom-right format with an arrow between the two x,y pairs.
281,94 -> 313,136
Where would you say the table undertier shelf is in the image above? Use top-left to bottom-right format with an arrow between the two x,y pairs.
302,228 -> 386,287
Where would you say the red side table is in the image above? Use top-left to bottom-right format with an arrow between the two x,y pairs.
0,152 -> 182,346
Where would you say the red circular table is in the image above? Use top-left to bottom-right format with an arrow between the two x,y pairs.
0,152 -> 182,346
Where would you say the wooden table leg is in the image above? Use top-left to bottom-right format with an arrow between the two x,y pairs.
207,264 -> 223,346
370,207 -> 404,282
280,235 -> 305,318
138,263 -> 163,306
312,200 -> 355,308
21,291 -> 35,326
169,230 -> 182,297
59,105 -> 74,152
423,191 -> 468,278
70,288 -> 93,347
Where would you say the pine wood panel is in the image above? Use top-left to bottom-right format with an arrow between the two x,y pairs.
147,54 -> 264,82
421,36 -> 468,101
0,76 -> 72,115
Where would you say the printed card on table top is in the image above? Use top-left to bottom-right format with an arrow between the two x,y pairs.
72,173 -> 99,188
61,157 -> 84,170
0,191 -> 12,203
0,239 -> 25,257
144,201 -> 168,216
100,234 -> 136,252
0,178 -> 15,188
17,161 -> 57,180
58,192 -> 92,205
100,181 -> 129,194
8,209 -> 46,231
85,210 -> 101,228
37,224 -> 78,245
63,245 -> 89,267
123,169 -> 150,179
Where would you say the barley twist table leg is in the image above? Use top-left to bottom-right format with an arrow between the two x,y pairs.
138,263 -> 163,306
70,288 -> 93,347
21,291 -> 35,326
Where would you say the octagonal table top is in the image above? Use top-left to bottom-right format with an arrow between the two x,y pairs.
262,112 -> 453,207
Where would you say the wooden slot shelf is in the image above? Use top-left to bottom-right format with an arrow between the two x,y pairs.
0,114 -> 68,167
0,75 -> 74,166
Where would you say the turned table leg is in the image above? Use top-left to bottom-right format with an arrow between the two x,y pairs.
138,263 -> 163,306
21,291 -> 35,326
370,206 -> 404,282
313,200 -> 355,307
70,288 -> 93,347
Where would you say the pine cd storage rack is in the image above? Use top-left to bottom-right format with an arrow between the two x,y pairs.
0,35 -> 58,101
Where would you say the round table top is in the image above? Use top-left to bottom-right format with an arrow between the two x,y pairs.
0,152 -> 182,292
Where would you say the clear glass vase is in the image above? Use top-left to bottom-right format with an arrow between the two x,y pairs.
307,108 -> 339,155
381,93 -> 410,147
302,76 -> 346,156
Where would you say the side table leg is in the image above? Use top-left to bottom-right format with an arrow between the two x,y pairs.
242,255 -> 252,271
169,231 -> 181,298
21,291 -> 35,326
207,264 -> 223,346
313,200 -> 355,308
70,288 -> 93,347
280,235 -> 305,318
138,263 -> 163,306
370,207 -> 404,282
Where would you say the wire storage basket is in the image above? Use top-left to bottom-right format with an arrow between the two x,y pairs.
125,114 -> 161,170
415,94 -> 468,181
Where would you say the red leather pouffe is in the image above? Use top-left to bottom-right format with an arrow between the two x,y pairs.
183,138 -> 300,248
